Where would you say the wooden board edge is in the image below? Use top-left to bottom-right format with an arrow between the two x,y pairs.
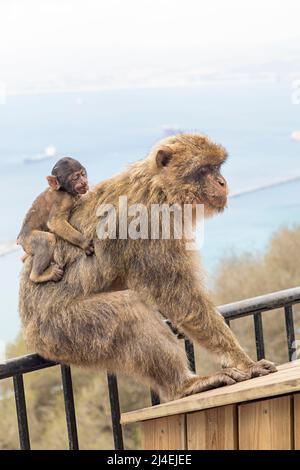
121,379 -> 300,424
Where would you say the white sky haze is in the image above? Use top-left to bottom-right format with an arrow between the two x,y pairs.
0,0 -> 300,91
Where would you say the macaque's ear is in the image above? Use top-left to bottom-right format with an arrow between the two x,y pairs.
47,176 -> 60,190
156,147 -> 173,168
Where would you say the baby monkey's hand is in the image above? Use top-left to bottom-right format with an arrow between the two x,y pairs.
81,239 -> 94,256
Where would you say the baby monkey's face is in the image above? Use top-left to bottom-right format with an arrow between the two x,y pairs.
68,169 -> 89,195
48,157 -> 89,196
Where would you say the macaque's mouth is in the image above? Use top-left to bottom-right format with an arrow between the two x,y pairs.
202,194 -> 228,210
76,186 -> 89,194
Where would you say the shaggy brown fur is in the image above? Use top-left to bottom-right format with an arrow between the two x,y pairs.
19,133 -> 276,401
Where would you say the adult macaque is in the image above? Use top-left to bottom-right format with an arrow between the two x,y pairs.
19,134 -> 276,401
17,157 -> 94,283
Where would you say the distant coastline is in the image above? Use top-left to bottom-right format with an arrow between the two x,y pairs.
230,175 -> 300,198
0,242 -> 19,258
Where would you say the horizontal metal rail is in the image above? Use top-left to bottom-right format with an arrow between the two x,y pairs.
219,287 -> 300,319
0,354 -> 56,380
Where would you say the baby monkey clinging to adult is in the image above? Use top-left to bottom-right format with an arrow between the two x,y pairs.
17,157 -> 94,283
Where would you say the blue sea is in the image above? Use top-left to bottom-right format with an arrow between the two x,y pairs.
1,82 -> 300,344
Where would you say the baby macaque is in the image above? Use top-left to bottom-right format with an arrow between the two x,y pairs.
17,157 -> 94,283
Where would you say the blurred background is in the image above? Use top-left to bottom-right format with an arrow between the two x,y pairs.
0,0 -> 300,449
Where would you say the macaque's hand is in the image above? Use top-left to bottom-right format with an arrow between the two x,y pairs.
247,359 -> 277,378
81,239 -> 94,256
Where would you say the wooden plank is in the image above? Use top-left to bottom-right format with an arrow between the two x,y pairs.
294,393 -> 300,450
276,360 -> 300,371
238,396 -> 292,450
141,414 -> 186,450
121,360 -> 300,424
187,405 -> 237,450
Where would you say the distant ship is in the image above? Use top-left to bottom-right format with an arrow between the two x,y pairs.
23,145 -> 57,164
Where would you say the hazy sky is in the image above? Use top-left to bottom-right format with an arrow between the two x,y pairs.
0,0 -> 300,90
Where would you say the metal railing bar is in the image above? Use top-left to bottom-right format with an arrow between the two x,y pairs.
61,365 -> 79,450
219,287 -> 300,320
107,374 -> 124,450
0,354 -> 56,380
253,312 -> 265,360
284,305 -> 296,362
13,374 -> 31,450
185,339 -> 196,373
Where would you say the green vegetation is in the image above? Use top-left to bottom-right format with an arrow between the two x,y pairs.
197,225 -> 300,374
1,225 -> 300,449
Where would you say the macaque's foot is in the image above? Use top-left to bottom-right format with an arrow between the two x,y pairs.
247,359 -> 277,378
222,367 -> 251,382
181,371 -> 238,397
84,240 -> 94,256
49,264 -> 64,282
30,264 -> 64,283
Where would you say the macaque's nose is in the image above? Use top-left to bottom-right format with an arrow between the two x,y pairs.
217,175 -> 226,187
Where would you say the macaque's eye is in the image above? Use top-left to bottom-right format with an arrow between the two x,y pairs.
72,174 -> 80,181
203,164 -> 221,173
212,164 -> 221,172
198,165 -> 210,175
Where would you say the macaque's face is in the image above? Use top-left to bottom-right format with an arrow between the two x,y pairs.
47,157 -> 89,196
154,134 -> 229,214
66,169 -> 89,195
185,163 -> 228,212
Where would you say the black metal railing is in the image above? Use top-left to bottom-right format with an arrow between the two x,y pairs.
219,287 -> 300,362
1,286 -> 299,450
